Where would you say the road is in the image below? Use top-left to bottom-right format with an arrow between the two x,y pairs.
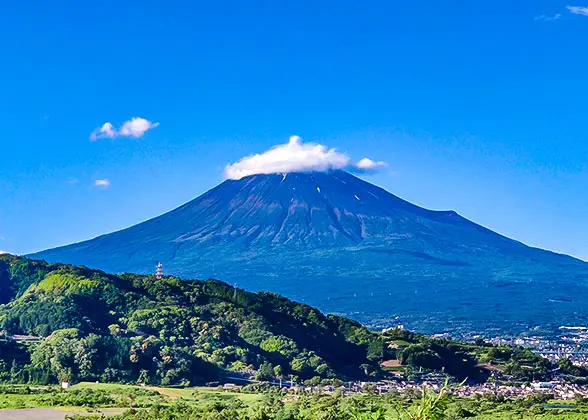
0,408 -> 122,419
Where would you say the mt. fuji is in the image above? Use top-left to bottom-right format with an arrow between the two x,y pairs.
30,170 -> 588,335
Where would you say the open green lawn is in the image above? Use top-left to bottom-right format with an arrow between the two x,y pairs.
390,340 -> 411,347
0,382 -> 262,412
73,381 -> 263,403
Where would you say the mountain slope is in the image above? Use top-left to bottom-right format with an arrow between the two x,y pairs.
30,170 -> 588,335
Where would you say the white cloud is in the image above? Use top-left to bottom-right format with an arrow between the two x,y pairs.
94,179 -> 111,188
90,117 -> 159,141
90,122 -> 117,141
119,117 -> 160,138
356,157 -> 387,171
567,6 -> 588,15
0,251 -> 9,255
224,136 -> 386,180
225,136 -> 350,180
534,13 -> 562,21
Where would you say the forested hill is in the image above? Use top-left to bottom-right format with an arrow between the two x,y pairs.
0,255 -> 383,385
0,255 -> 556,387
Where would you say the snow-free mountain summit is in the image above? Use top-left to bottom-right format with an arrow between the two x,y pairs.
30,170 -> 588,334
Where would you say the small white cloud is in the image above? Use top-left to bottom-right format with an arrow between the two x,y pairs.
89,117 -> 159,141
534,13 -> 562,21
567,6 -> 588,15
94,179 -> 111,188
90,122 -> 117,141
224,136 -> 387,179
0,251 -> 9,255
66,178 -> 80,185
119,117 -> 160,138
356,157 -> 387,171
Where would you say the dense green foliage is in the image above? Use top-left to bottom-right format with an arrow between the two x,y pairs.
0,255 -> 380,385
0,256 -> 564,388
382,329 -> 551,382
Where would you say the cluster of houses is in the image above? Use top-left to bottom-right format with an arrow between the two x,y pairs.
265,377 -> 588,400
223,369 -> 588,401
486,328 -> 588,366
449,380 -> 588,400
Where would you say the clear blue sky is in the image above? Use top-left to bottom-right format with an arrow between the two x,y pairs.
1,1 -> 588,259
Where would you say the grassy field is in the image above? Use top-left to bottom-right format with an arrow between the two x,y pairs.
73,381 -> 264,403
0,382 -> 263,411
1,383 -> 588,419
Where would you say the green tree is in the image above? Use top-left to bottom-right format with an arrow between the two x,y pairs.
256,361 -> 274,381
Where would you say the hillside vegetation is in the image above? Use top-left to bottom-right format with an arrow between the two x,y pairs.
0,255 -> 556,387
0,255 -> 382,385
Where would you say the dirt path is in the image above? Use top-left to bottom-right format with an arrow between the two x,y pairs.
146,385 -> 183,398
0,408 -> 123,419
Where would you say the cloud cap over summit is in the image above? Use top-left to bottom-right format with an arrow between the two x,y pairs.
224,136 -> 386,179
